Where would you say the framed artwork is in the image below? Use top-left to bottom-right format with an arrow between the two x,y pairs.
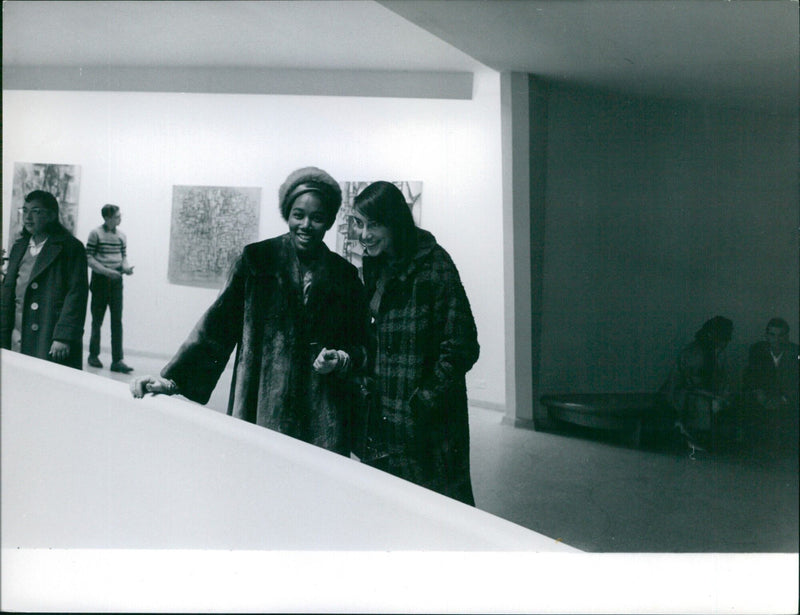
168,185 -> 261,288
335,181 -> 422,268
9,162 -> 82,240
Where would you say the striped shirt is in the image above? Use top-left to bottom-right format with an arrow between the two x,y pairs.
86,225 -> 126,271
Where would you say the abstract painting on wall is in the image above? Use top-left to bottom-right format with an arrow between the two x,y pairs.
9,163 -> 82,241
168,185 -> 261,288
335,181 -> 422,269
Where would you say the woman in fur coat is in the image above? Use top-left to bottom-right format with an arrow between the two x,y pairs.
1,190 -> 88,370
131,167 -> 368,456
351,181 -> 480,505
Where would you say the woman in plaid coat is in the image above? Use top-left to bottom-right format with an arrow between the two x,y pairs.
352,181 -> 479,505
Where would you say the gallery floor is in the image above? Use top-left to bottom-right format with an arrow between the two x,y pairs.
96,352 -> 799,553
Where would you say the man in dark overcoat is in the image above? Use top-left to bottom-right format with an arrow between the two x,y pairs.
1,190 -> 88,369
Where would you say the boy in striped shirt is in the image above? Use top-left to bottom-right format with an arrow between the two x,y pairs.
86,204 -> 134,372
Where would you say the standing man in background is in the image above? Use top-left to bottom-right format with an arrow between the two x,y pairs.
86,204 -> 134,373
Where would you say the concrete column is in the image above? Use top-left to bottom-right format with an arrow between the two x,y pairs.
501,72 -> 549,427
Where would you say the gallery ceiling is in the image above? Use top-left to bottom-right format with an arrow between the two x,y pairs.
381,0 -> 799,111
3,0 -> 798,110
1,0 -> 483,71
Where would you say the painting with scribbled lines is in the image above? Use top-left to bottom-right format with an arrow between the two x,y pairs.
168,185 -> 261,288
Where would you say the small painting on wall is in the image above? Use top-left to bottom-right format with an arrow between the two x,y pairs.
9,162 -> 82,241
168,185 -> 261,288
335,181 -> 422,269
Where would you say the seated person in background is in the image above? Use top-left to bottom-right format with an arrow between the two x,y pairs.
1,190 -> 89,369
130,167 -> 368,457
742,317 -> 799,450
660,315 -> 734,450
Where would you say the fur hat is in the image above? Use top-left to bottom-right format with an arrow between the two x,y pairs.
278,167 -> 342,223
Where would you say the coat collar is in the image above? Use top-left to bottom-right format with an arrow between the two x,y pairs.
391,228 -> 437,285
252,234 -> 340,299
362,228 -> 437,317
279,232 -> 334,271
362,228 -> 437,285
16,227 -> 70,281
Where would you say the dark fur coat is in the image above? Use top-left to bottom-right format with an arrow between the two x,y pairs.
162,234 -> 368,456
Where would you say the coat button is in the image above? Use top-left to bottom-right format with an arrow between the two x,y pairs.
30,282 -> 38,290
31,324 -> 39,331
31,302 -> 39,310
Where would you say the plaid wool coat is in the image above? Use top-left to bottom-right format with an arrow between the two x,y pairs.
162,234 -> 368,456
359,228 -> 479,505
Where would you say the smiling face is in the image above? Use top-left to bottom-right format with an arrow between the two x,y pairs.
287,192 -> 331,253
352,210 -> 394,258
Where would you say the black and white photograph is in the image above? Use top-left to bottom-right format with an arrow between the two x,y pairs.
1,1 -> 798,613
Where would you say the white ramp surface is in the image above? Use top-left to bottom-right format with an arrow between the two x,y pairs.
3,350 -> 797,614
1,349 -> 574,552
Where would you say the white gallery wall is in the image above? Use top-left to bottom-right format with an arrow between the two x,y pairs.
2,68 -> 505,407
